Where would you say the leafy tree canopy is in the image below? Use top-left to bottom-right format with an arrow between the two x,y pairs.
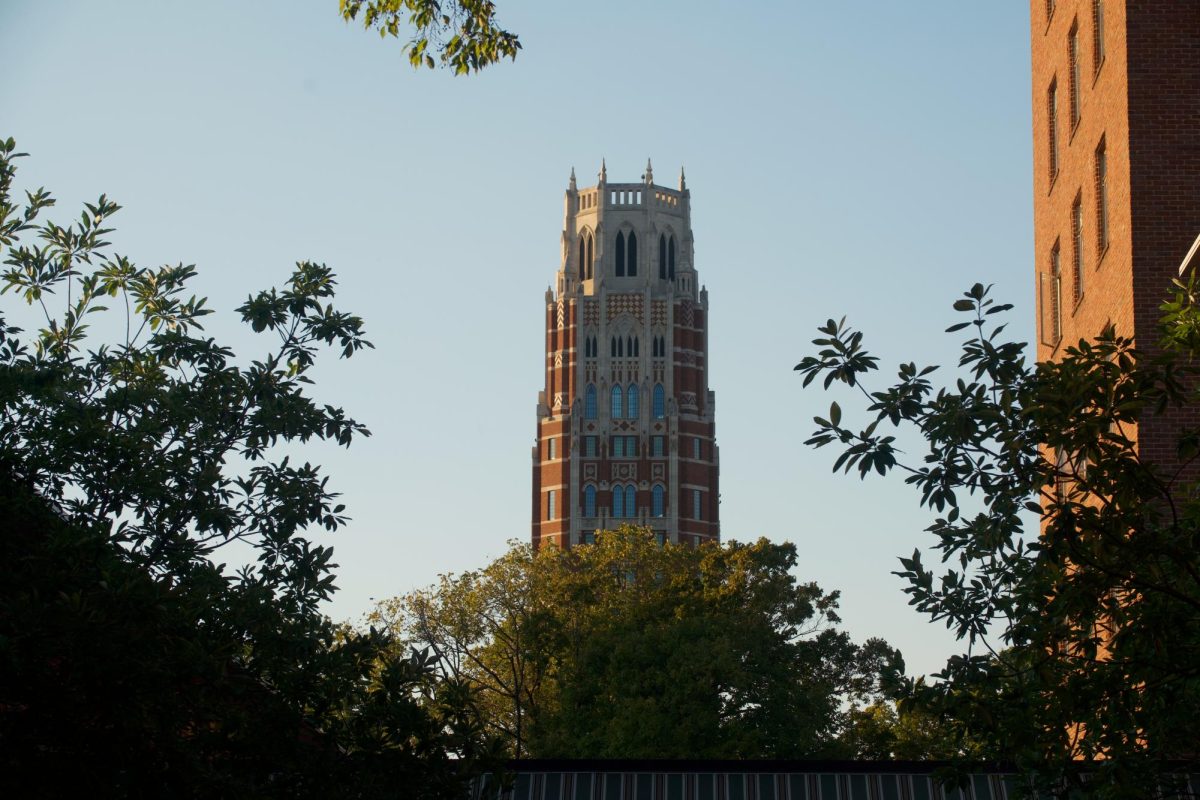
0,138 -> 500,797
340,0 -> 520,73
369,526 -> 903,759
797,283 -> 1200,797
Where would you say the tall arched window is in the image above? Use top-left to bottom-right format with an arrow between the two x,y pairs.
668,236 -> 676,280
628,231 -> 638,276
625,485 -> 637,518
652,484 -> 665,517
626,336 -> 633,357
584,485 -> 596,518
586,232 -> 594,279
611,486 -> 624,518
610,385 -> 623,419
585,384 -> 597,419
633,337 -> 639,357
610,337 -> 617,357
579,236 -> 586,281
659,234 -> 667,279
653,384 -> 665,419
615,231 -> 626,277
627,383 -> 639,419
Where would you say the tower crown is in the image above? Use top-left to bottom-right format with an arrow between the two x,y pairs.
560,162 -> 696,297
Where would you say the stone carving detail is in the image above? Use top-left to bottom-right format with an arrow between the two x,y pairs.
679,298 -> 694,328
554,352 -> 563,367
651,300 -> 667,326
556,300 -> 566,329
612,463 -> 636,481
680,391 -> 698,408
680,351 -> 697,365
583,301 -> 599,326
553,392 -> 566,409
584,463 -> 597,480
607,293 -> 644,323
651,463 -> 665,481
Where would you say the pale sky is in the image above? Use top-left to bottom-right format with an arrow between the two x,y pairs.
1,1 -> 1033,679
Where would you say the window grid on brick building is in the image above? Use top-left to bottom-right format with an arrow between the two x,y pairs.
1072,195 -> 1085,303
1069,23 -> 1081,129
1092,0 -> 1105,73
1095,137 -> 1109,254
1048,80 -> 1060,182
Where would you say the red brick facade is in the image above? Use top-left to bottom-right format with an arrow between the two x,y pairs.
532,165 -> 720,548
1031,1 -> 1200,465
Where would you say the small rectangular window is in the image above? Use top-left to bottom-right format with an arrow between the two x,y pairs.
585,531 -> 596,545
584,436 -> 597,457
693,489 -> 701,520
1092,0 -> 1105,72
652,436 -> 664,457
611,436 -> 624,458
1069,24 -> 1081,128
547,437 -> 556,460
547,490 -> 556,521
1096,138 -> 1109,253
627,435 -> 638,456
693,437 -> 701,460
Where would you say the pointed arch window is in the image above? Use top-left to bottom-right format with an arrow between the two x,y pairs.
653,384 -> 665,419
584,484 -> 596,518
659,234 -> 667,279
585,384 -> 597,419
615,231 -> 626,277
625,485 -> 637,518
652,484 -> 665,517
632,336 -> 639,357
626,336 -> 633,357
612,486 -> 624,518
627,383 -> 639,419
611,385 -> 623,419
668,236 -> 676,280
586,233 -> 594,279
627,232 -> 638,276
579,236 -> 586,281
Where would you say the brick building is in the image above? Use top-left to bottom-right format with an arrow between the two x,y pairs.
531,161 -> 719,548
1032,1 -> 1200,464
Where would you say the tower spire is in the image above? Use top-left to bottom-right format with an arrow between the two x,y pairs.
599,158 -> 607,183
679,166 -> 687,191
644,158 -> 653,184
568,166 -> 576,191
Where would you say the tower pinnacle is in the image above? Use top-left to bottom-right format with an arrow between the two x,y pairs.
599,158 -> 607,183
679,166 -> 687,192
569,166 -> 576,191
644,158 -> 653,184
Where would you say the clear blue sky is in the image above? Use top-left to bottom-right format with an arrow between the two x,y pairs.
1,1 -> 1033,678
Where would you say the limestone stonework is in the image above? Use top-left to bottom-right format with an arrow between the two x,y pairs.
531,161 -> 719,548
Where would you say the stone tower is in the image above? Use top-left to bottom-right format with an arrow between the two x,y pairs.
532,160 -> 719,548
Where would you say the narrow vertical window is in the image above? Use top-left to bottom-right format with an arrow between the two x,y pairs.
584,435 -> 597,457
668,236 -> 676,279
1051,242 -> 1063,343
1095,138 -> 1109,254
612,487 -> 624,518
627,231 -> 638,276
586,233 -> 594,279
612,436 -> 624,458
652,436 -> 664,457
627,383 -> 639,418
584,485 -> 596,517
1048,81 -> 1059,182
626,485 -> 637,518
547,490 -> 556,521
610,337 -> 617,357
627,336 -> 633,357
653,384 -> 665,418
578,236 -> 586,281
615,231 -> 626,276
693,437 -> 701,460
1069,24 -> 1081,128
626,435 -> 637,455
652,484 -> 665,517
1073,196 -> 1085,302
547,438 -> 555,460
659,234 -> 667,279
1092,0 -> 1105,73
633,336 -> 639,357
611,385 -> 623,419
693,489 -> 701,520
585,384 -> 597,419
